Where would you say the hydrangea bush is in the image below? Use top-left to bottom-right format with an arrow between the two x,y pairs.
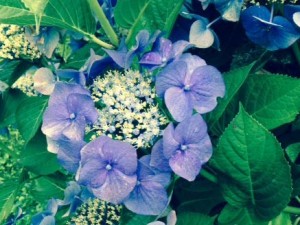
0,0 -> 300,224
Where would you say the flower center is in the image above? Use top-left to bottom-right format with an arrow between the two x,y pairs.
183,85 -> 191,91
105,164 -> 112,171
69,113 -> 76,120
180,144 -> 188,151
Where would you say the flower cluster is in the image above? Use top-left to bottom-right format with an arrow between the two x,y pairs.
39,33 -> 225,220
12,67 -> 39,97
0,25 -> 41,60
70,199 -> 122,225
91,69 -> 168,148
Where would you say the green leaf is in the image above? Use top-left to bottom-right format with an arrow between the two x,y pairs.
0,0 -> 96,35
31,175 -> 65,202
21,0 -> 48,14
0,181 -> 19,223
240,74 -> 300,130
210,106 -> 292,221
207,63 -> 254,135
286,143 -> 300,196
218,204 -> 268,225
62,43 -> 104,70
20,131 -> 59,175
175,178 -> 224,214
16,96 -> 48,142
286,143 -> 300,164
0,89 -> 27,127
119,209 -> 155,225
176,212 -> 214,225
268,212 -> 291,225
114,0 -> 184,46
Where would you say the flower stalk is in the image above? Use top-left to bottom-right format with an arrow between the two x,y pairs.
88,0 -> 119,47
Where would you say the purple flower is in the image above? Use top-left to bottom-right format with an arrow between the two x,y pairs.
42,82 -> 98,141
123,155 -> 170,215
242,6 -> 300,51
152,114 -> 212,181
47,137 -> 86,173
140,37 -> 192,70
156,55 -> 225,122
32,199 -> 58,225
77,136 -> 138,204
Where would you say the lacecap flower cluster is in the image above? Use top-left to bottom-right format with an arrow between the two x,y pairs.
39,31 -> 225,220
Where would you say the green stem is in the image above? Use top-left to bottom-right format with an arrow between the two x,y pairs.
284,206 -> 300,215
292,41 -> 300,68
87,34 -> 115,49
88,0 -> 119,47
200,168 -> 218,184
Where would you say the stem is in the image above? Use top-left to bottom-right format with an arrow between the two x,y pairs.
88,0 -> 119,47
250,50 -> 272,74
206,16 -> 221,29
284,206 -> 300,215
292,41 -> 300,68
200,168 -> 218,184
270,4 -> 274,23
87,34 -> 115,49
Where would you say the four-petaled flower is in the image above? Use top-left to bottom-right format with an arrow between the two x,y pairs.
42,82 -> 98,141
151,114 -> 212,181
156,54 -> 225,122
77,136 -> 138,204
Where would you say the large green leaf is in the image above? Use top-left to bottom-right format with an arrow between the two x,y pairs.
176,212 -> 214,225
240,74 -> 300,130
210,106 -> 292,221
268,212 -> 292,225
31,175 -> 65,202
207,63 -> 254,135
20,131 -> 60,175
0,181 -> 19,223
114,0 -> 184,46
16,96 -> 48,142
175,178 -> 224,214
0,0 -> 96,35
120,209 -> 155,225
218,205 -> 268,225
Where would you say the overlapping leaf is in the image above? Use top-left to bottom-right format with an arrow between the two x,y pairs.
211,106 -> 292,221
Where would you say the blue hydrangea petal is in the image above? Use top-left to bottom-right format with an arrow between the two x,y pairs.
42,104 -> 71,140
56,139 -> 86,173
123,180 -> 168,215
48,83 -> 90,106
167,210 -> 177,225
188,136 -> 212,164
268,16 -> 300,50
171,40 -> 193,59
165,86 -> 193,122
156,38 -> 173,61
104,38 -> 130,69
61,115 -> 86,141
155,61 -> 187,97
77,158 -> 108,188
139,52 -> 163,66
148,222 -> 165,225
66,93 -> 98,124
150,140 -> 172,172
163,123 -> 180,159
80,136 -> 111,163
189,65 -> 225,113
189,19 -> 215,48
174,114 -> 208,144
32,215 -> 55,225
101,140 -> 137,175
179,53 -> 206,76
62,182 -> 81,205
199,0 -> 212,10
169,150 -> 202,181
33,68 -> 55,95
214,0 -> 244,22
92,169 -> 137,204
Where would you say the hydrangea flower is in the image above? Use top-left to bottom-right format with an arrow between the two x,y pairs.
214,0 -> 244,22
47,137 -> 86,173
140,37 -> 192,70
77,136 -> 138,204
151,114 -> 212,181
33,67 -> 56,95
284,4 -> 300,28
42,82 -> 98,141
156,55 -> 225,122
242,6 -> 300,51
25,27 -> 60,58
123,155 -> 170,215
148,210 -> 177,225
32,199 -> 58,225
